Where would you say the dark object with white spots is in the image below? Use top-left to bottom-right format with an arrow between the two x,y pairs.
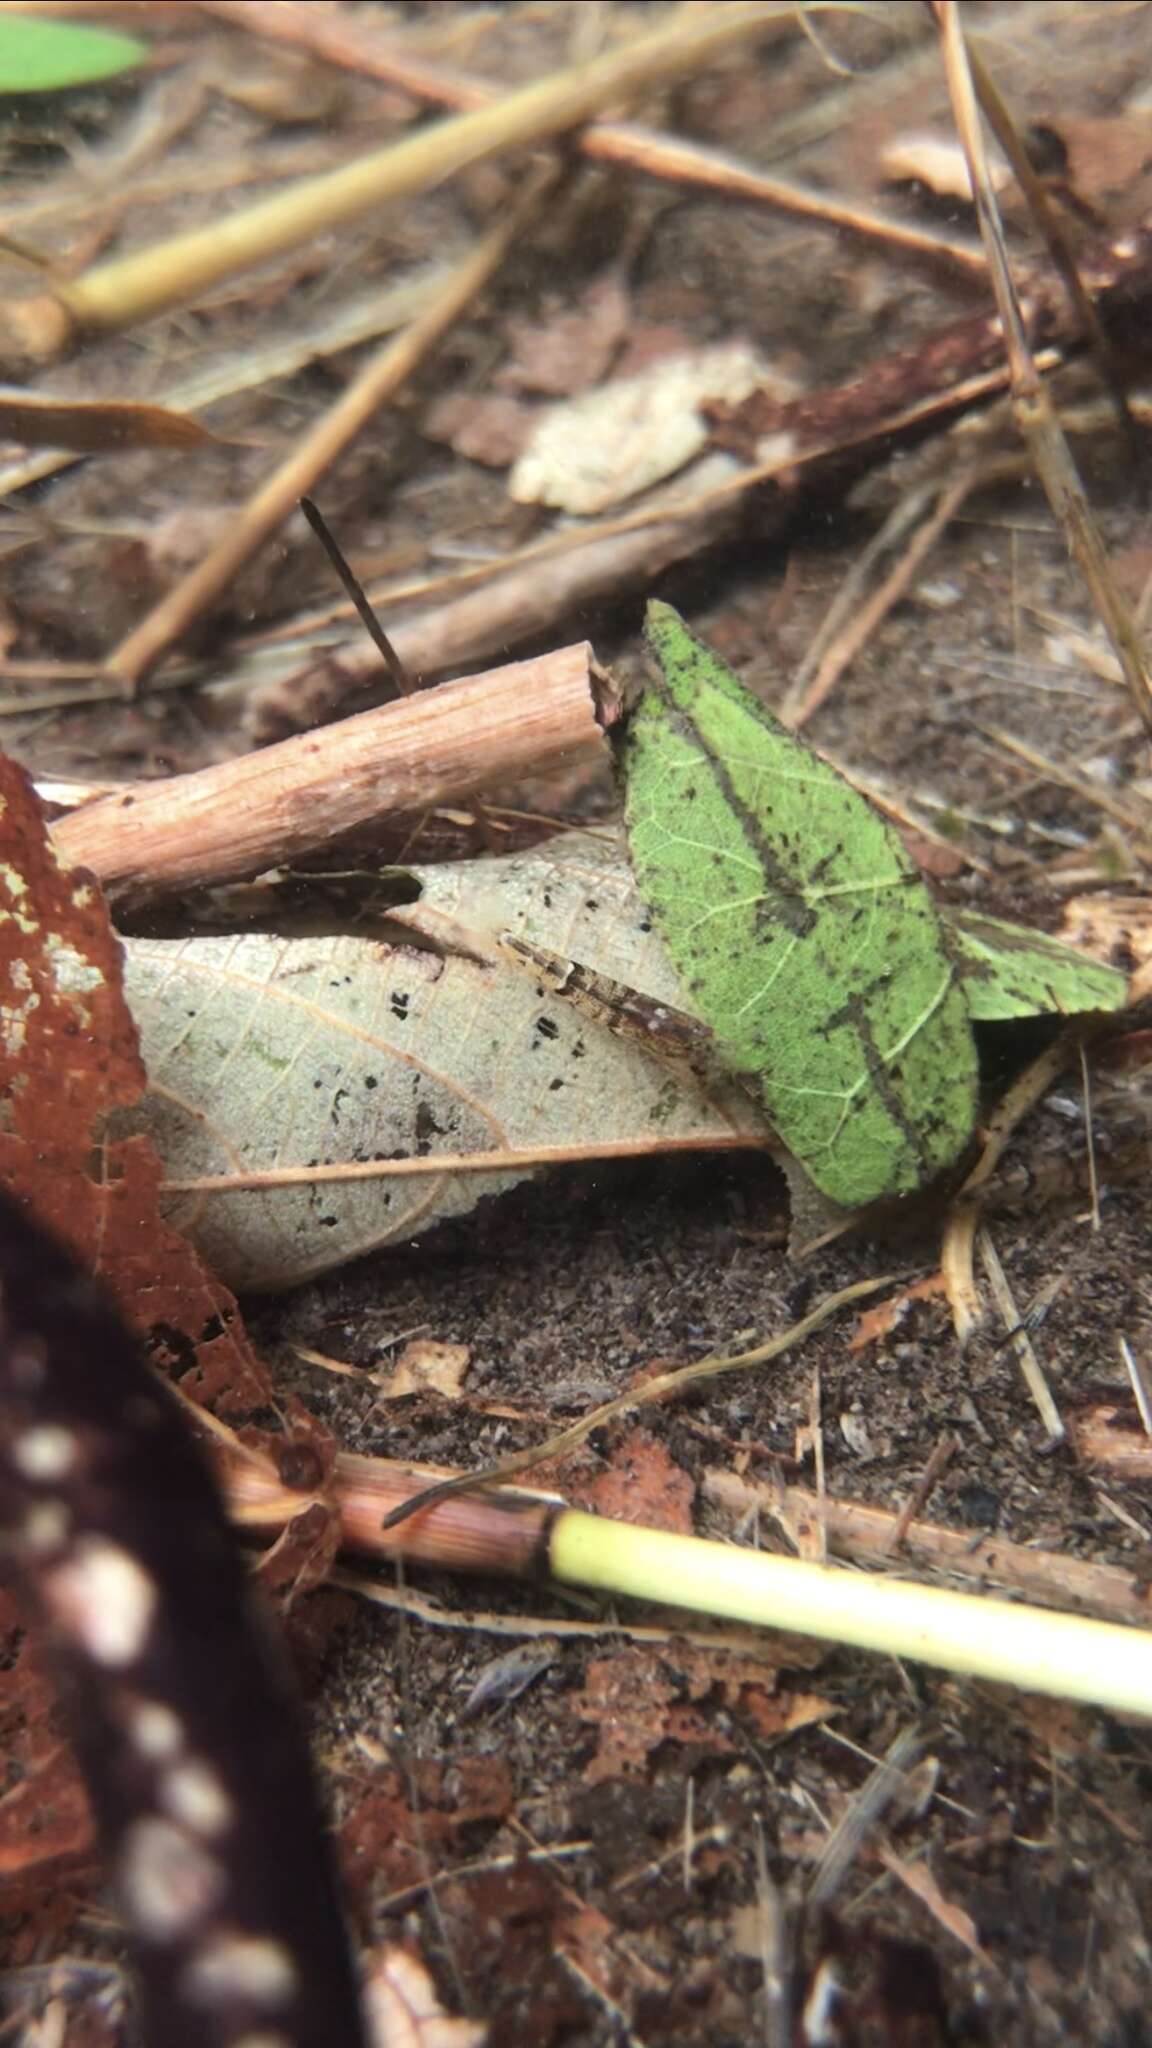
0,1189 -> 370,2048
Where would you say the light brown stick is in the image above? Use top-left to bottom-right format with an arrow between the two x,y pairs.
704,1470 -> 1152,1629
52,640 -> 604,905
221,1448 -> 1152,1633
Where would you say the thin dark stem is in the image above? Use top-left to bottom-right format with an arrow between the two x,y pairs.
299,495 -> 414,695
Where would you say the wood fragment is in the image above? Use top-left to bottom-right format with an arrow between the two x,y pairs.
234,480 -> 747,738
51,641 -> 606,904
703,1470 -> 1152,1630
1071,1402 -> 1152,1480
707,197 -> 1152,475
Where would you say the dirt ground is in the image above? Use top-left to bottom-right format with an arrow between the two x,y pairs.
3,3 -> 1152,2044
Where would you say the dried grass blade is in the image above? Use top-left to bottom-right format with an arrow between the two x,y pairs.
935,0 -> 1152,737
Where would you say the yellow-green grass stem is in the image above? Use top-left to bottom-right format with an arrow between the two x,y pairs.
37,4 -> 782,342
550,1510 -> 1152,1718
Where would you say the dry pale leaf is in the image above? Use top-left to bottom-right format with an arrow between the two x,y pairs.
509,340 -> 790,515
379,1338 -> 471,1400
116,922 -> 764,1291
362,1943 -> 487,2048
392,829 -> 687,1010
879,133 -> 1010,200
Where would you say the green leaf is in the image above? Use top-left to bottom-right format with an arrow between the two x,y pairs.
949,908 -> 1128,1021
618,602 -> 980,1208
0,12 -> 146,94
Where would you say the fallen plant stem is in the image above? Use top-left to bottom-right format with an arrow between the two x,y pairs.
205,0 -> 986,280
378,1277 -> 894,1529
224,354 -> 1072,738
941,1029 -> 1082,1343
223,1431 -> 1152,1717
327,1564 -> 777,1657
936,0 -> 1152,738
159,1130 -> 771,1199
705,1470 -> 1152,1628
977,1222 -> 1064,1445
50,639 -> 605,904
783,463 -> 992,726
105,163 -> 557,690
0,263 -> 453,504
977,723 -> 1152,853
1,1 -> 783,363
964,33 -> 1137,447
298,496 -> 413,698
546,1519 -> 1152,1714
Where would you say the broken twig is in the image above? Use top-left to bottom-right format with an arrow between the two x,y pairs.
52,641 -> 605,904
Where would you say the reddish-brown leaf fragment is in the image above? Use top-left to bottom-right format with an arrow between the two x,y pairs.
579,1427 -> 695,1533
495,273 -> 630,396
0,753 -> 337,1914
0,752 -> 314,1424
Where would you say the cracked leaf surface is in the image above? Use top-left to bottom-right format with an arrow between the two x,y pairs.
618,603 -> 980,1207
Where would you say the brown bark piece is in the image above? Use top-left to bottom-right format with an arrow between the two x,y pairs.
53,642 -> 606,906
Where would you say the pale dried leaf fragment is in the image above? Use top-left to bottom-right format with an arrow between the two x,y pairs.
1060,892 -> 1152,997
363,1943 -> 486,2048
379,1339 -> 471,1401
394,830 -> 688,1011
509,341 -> 790,514
880,132 -> 1010,200
116,928 -> 764,1290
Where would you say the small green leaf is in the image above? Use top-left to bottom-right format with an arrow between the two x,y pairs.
618,602 -> 979,1208
949,908 -> 1128,1021
0,12 -> 146,94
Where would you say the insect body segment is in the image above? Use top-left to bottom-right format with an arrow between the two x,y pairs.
497,930 -> 712,1066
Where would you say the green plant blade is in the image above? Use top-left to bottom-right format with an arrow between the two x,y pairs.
0,13 -> 146,94
949,908 -> 1128,1021
618,602 -> 980,1208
